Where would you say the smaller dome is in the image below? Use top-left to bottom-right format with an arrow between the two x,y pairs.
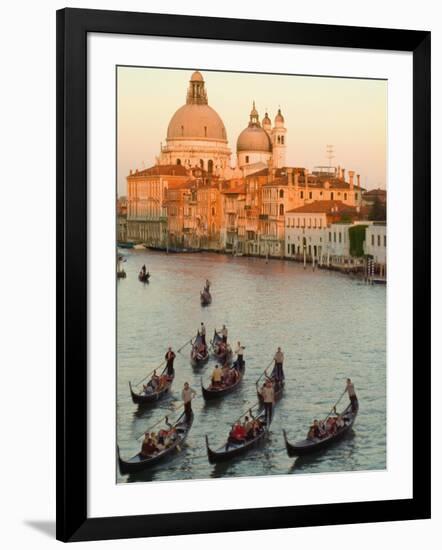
262,112 -> 271,127
275,108 -> 285,124
237,126 -> 272,153
190,70 -> 204,82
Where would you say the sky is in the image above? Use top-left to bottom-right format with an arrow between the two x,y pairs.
117,66 -> 387,196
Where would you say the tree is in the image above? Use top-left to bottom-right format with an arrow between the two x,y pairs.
368,196 -> 386,221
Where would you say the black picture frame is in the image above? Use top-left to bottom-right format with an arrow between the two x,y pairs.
56,8 -> 431,542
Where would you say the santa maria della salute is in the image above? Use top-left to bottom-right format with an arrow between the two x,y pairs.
120,70 -> 382,264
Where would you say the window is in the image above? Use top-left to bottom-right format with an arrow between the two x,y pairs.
377,235 -> 381,246
281,136 -> 285,145
371,235 -> 375,246
287,244 -> 290,255
384,235 -> 387,247
291,244 -> 295,255
344,193 -> 347,200
245,155 -> 249,163
339,232 -> 342,243
181,125 -> 184,136
331,192 -> 334,200
208,159 -> 213,173
200,159 -> 204,169
329,232 -> 331,242
319,219 -> 322,228
308,218 -> 311,228
296,218 -> 299,228
204,126 -> 207,137
300,191 -> 304,199
277,136 -> 281,144
176,159 -> 181,165
355,193 -> 358,200
279,189 -> 284,198
309,191 -> 312,199
333,232 -> 336,243
279,204 -> 284,216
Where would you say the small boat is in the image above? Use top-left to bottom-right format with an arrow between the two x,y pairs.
200,289 -> 212,306
210,330 -> 232,365
205,408 -> 268,464
201,362 -> 245,400
117,270 -> 126,278
133,243 -> 145,250
118,411 -> 193,474
129,367 -> 174,406
190,333 -> 209,367
117,242 -> 134,249
283,400 -> 358,457
138,271 -> 151,283
117,255 -> 126,278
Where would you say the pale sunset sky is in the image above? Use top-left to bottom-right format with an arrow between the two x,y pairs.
117,66 -> 387,196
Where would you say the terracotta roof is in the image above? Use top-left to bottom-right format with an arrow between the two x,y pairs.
363,188 -> 386,196
128,164 -> 188,178
286,200 -> 358,215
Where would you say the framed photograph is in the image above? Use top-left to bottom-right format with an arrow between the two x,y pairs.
56,8 -> 431,542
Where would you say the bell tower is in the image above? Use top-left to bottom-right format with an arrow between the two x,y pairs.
271,108 -> 287,168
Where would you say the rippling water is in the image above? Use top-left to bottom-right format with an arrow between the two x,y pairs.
117,250 -> 386,483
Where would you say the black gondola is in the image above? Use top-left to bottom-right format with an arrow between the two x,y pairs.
200,289 -> 212,306
283,400 -> 358,457
138,271 -> 150,282
210,330 -> 232,365
201,362 -> 245,400
129,366 -> 174,405
205,409 -> 268,464
118,412 -> 193,474
190,333 -> 209,367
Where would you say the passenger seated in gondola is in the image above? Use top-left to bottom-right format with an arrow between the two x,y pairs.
243,415 -> 255,439
140,435 -> 158,457
211,365 -> 222,387
229,422 -> 246,443
307,419 -> 322,440
142,383 -> 154,396
150,370 -> 160,390
326,416 -> 337,435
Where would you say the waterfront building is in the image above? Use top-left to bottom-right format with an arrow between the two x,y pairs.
221,183 -> 246,252
364,222 -> 387,267
126,164 -> 188,246
117,196 -> 128,243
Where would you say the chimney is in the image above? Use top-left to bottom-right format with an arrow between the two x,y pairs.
337,165 -> 341,179
304,169 -> 309,201
357,174 -> 360,188
342,168 -> 346,181
349,170 -> 355,190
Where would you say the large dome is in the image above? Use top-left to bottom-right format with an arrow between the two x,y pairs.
167,104 -> 227,141
237,126 -> 272,152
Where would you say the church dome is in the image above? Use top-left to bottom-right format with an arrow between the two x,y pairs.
237,102 -> 272,152
237,126 -> 272,152
166,71 -> 228,142
167,104 -> 227,141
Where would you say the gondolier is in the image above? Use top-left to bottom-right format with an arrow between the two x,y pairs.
182,382 -> 196,421
345,378 -> 358,411
261,379 -> 274,425
221,324 -> 228,343
234,341 -> 245,369
164,347 -> 176,376
272,347 -> 285,381
200,322 -> 206,345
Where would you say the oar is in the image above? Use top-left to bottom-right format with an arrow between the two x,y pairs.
135,403 -> 186,441
323,388 -> 347,422
255,358 -> 274,387
134,338 -> 193,386
231,401 -> 260,425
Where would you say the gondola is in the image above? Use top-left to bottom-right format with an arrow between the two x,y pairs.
138,271 -> 150,282
118,411 -> 193,474
283,400 -> 358,457
129,366 -> 174,405
201,362 -> 245,400
190,333 -> 209,367
200,289 -> 212,306
205,409 -> 268,464
210,330 -> 232,365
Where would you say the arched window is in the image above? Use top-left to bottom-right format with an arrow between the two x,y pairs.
245,155 -> 249,163
208,159 -> 213,173
279,189 -> 284,198
204,126 -> 207,137
277,135 -> 281,144
279,204 -> 284,216
330,192 -> 334,200
281,136 -> 285,145
181,125 -> 184,136
176,159 -> 181,165
200,159 -> 204,169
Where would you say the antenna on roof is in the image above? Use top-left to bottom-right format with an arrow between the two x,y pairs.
326,145 -> 335,172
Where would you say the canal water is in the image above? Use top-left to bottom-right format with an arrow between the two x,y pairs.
117,250 -> 386,483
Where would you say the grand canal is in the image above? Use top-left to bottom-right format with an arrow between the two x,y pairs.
117,250 -> 386,483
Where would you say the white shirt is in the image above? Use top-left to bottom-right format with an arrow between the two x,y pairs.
200,325 -> 206,335
182,387 -> 196,403
261,385 -> 275,403
222,327 -> 228,337
235,345 -> 245,356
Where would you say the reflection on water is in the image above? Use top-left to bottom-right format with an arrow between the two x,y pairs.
117,250 -> 386,483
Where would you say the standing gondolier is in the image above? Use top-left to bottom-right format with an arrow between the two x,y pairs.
204,279 -> 211,292
200,322 -> 206,345
272,347 -> 285,381
164,347 -> 176,376
345,378 -> 358,412
221,324 -> 228,343
261,379 -> 275,426
234,341 -> 245,369
182,382 -> 196,422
